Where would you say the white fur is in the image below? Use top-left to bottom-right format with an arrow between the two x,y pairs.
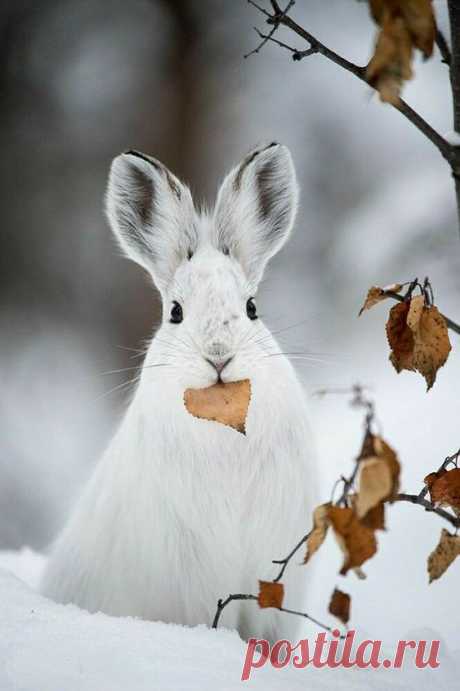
41,144 -> 317,641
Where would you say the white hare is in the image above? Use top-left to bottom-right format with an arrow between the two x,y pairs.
41,143 -> 316,641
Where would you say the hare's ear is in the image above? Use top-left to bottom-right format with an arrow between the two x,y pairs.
213,143 -> 298,288
106,151 -> 197,292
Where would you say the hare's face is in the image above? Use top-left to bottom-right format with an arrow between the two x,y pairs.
159,246 -> 258,388
106,144 -> 299,388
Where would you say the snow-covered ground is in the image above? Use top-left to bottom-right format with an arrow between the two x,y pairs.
0,549 -> 458,690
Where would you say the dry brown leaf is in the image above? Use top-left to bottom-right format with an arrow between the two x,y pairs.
424,468 -> 460,514
367,14 -> 413,104
355,458 -> 393,518
359,284 -> 403,315
359,286 -> 385,315
258,580 -> 284,609
184,379 -> 251,434
355,435 -> 399,520
328,506 -> 377,576
367,0 -> 435,104
386,297 -> 451,389
374,436 -> 401,499
359,287 -> 384,315
427,528 -> 460,583
386,301 -> 415,373
411,305 -> 451,390
424,468 -> 447,494
359,501 -> 386,531
399,0 -> 436,56
328,588 -> 351,625
303,503 -> 331,564
406,294 -> 424,331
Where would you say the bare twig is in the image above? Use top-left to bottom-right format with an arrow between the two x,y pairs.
244,0 -> 295,58
278,606 -> 343,635
272,529 -> 312,582
247,2 -> 454,165
394,492 -> 460,529
212,593 -> 257,628
212,591 -> 341,635
251,28 -> 317,61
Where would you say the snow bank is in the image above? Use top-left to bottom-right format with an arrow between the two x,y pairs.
0,547 -> 46,590
0,554 -> 458,690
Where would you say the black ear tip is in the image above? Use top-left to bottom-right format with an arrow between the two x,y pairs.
123,149 -> 151,163
121,150 -> 164,174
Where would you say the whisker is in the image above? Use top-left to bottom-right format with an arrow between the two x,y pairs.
143,363 -> 171,370
116,345 -> 147,358
262,352 -> 333,366
95,375 -> 141,402
251,320 -> 313,349
99,365 -> 144,376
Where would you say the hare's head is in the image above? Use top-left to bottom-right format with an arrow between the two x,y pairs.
106,143 -> 298,389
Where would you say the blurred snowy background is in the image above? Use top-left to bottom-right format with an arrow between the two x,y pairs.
1,0 -> 459,651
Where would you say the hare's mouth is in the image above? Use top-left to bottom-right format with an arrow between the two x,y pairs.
205,356 -> 234,384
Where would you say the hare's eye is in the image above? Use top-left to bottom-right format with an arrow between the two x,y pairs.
246,298 -> 257,321
170,301 -> 183,324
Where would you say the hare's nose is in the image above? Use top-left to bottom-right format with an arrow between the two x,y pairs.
206,357 -> 233,375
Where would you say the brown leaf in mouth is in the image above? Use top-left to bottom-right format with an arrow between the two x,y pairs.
183,379 -> 251,434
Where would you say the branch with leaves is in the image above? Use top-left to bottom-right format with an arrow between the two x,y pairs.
359,277 -> 458,389
213,380 -> 460,632
213,2 -> 460,633
246,0 -> 460,233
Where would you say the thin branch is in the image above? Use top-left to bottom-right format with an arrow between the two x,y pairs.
212,593 -> 257,628
394,493 -> 460,529
436,29 -> 452,67
272,529 -> 312,582
267,2 -> 365,80
244,0 -> 294,58
278,606 -> 343,635
251,28 -> 318,61
247,1 -> 453,164
211,592 -> 340,635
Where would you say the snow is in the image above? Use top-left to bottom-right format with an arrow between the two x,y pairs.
0,552 -> 458,690
0,548 -> 46,590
